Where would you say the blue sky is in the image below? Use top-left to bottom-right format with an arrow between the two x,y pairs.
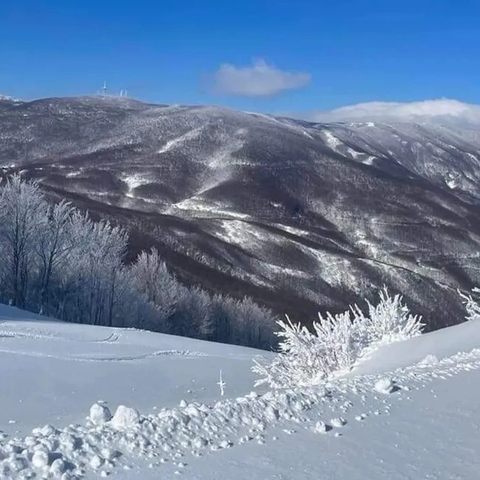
0,0 -> 479,113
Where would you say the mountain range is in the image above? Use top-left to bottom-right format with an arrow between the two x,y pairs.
2,95 -> 480,329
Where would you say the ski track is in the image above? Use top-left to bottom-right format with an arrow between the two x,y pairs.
95,332 -> 121,344
0,348 -> 208,363
0,329 -> 122,344
1,346 -> 480,478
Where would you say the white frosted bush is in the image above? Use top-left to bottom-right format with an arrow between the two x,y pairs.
354,288 -> 424,345
253,312 -> 363,388
459,288 -> 480,321
253,288 -> 423,389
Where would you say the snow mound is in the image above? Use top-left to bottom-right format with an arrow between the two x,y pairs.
110,405 -> 140,430
418,354 -> 440,367
313,421 -> 330,434
374,377 -> 396,394
90,403 -> 112,425
31,449 -> 50,468
331,417 -> 348,427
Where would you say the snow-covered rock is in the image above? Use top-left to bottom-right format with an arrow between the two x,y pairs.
313,421 -> 330,434
40,424 -> 57,436
375,377 -> 396,395
32,448 -> 50,468
50,458 -> 66,476
330,417 -> 347,427
89,403 -> 112,425
418,354 -> 440,367
111,405 -> 141,430
90,454 -> 104,469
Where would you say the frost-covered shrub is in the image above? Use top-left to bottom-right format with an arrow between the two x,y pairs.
253,288 -> 423,389
353,288 -> 424,345
459,288 -> 480,321
253,311 -> 363,388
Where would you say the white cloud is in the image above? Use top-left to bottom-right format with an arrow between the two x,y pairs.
294,99 -> 480,126
212,59 -> 311,97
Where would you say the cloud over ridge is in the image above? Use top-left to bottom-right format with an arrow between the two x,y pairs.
295,99 -> 480,126
212,59 -> 311,97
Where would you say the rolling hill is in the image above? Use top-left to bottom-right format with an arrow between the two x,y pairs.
2,95 -> 480,328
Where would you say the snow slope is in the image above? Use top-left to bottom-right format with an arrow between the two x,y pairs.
1,304 -> 480,479
0,306 -> 264,439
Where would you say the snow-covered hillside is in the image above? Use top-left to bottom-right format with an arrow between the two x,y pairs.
3,96 -> 480,328
1,304 -> 480,479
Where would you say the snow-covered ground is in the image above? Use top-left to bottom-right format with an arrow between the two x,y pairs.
0,306 -> 263,439
1,304 -> 480,479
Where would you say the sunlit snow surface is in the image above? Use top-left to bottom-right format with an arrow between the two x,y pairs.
0,305 -> 480,479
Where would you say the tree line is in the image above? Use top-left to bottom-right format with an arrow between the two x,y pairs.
0,175 -> 276,349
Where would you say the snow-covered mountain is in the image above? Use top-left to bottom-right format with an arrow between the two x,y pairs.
302,98 -> 480,127
2,96 -> 480,327
1,304 -> 480,479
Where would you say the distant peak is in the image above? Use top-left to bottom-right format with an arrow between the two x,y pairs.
297,99 -> 480,127
333,99 -> 475,118
0,94 -> 20,102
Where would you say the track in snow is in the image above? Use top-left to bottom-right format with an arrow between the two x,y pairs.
95,332 -> 122,344
0,347 -> 208,363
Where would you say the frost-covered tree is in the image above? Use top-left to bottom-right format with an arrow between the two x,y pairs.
65,214 -> 128,326
130,249 -> 168,306
34,200 -> 75,308
209,294 -> 234,343
0,176 -> 48,308
206,294 -> 276,347
127,249 -> 178,329
126,250 -> 277,347
229,297 -> 276,349
165,286 -> 211,339
0,175 -> 278,350
253,312 -> 362,388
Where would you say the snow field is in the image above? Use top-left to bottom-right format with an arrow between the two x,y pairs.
2,333 -> 480,479
2,300 -> 480,478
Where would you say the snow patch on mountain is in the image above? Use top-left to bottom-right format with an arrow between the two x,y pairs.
0,95 -> 20,102
322,129 -> 342,150
120,173 -> 151,198
169,198 -> 251,220
157,127 -> 203,154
